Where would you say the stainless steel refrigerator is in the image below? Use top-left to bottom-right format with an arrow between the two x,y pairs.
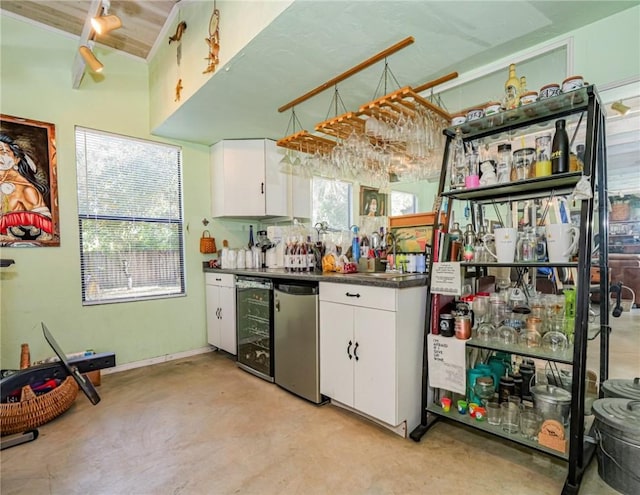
273,281 -> 324,404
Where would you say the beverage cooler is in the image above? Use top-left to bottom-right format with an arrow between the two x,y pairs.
235,276 -> 274,382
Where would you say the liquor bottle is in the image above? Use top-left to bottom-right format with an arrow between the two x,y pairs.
284,237 -> 291,272
306,236 -> 315,272
519,76 -> 528,95
504,63 -> 521,110
248,225 -> 254,249
297,238 -> 306,273
463,224 -> 476,262
551,119 -> 569,174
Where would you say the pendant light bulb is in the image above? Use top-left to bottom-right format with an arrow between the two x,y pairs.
79,45 -> 104,73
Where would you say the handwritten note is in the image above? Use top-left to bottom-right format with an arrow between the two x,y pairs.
430,262 -> 462,295
427,334 -> 466,395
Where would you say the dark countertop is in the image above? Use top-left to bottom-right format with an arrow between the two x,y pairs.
202,265 -> 428,289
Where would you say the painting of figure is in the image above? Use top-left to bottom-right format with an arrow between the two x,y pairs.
0,115 -> 59,246
360,186 -> 387,217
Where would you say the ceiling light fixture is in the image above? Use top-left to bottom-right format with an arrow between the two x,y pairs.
91,0 -> 122,35
79,45 -> 104,73
611,100 -> 630,116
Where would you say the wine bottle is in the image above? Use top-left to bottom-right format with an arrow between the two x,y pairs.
248,225 -> 255,248
551,119 -> 569,174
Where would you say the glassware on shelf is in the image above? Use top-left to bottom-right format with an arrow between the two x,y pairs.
472,294 -> 490,325
541,330 -> 569,352
474,376 -> 496,405
496,325 -> 518,345
513,147 -> 535,181
496,143 -> 512,183
517,227 -> 538,262
475,322 -> 495,342
519,329 -> 542,348
520,410 -> 542,440
535,134 -> 552,177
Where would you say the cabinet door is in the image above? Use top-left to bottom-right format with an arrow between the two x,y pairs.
319,301 -> 354,407
354,307 -> 397,425
291,173 -> 311,219
264,139 -> 288,217
205,285 -> 221,347
211,140 -> 266,217
218,285 -> 236,355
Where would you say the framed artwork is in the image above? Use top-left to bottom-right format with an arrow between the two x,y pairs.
0,115 -> 60,246
390,225 -> 434,253
359,186 -> 387,217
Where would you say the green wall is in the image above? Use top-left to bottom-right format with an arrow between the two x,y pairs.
0,16 -> 217,368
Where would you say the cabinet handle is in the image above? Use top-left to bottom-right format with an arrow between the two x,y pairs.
215,278 -> 222,282
354,342 -> 359,361
275,299 -> 280,312
261,182 -> 264,194
347,340 -> 353,360
345,292 -> 361,298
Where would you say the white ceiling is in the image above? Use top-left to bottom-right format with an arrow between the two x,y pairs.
151,0 -> 640,146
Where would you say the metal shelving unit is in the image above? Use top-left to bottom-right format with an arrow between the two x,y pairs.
410,86 -> 610,495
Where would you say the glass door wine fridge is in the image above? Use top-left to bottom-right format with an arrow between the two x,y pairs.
235,276 -> 274,382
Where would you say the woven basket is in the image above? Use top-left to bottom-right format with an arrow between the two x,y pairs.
200,230 -> 217,254
0,376 -> 79,436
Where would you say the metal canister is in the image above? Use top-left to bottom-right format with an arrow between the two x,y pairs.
455,314 -> 472,340
510,372 -> 524,399
499,375 -> 515,403
519,362 -> 536,400
439,313 -> 455,337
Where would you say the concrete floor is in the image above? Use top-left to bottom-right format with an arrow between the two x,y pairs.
2,312 -> 638,495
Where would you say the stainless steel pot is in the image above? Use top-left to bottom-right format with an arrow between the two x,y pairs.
531,384 -> 572,426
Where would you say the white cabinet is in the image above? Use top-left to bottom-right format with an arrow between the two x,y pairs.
205,273 -> 236,355
211,139 -> 288,218
319,282 -> 427,434
290,174 -> 311,219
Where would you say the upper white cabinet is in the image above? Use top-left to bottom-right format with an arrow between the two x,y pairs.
290,174 -> 311,220
211,139 -> 288,218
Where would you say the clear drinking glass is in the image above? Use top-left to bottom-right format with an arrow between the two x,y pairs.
486,401 -> 502,426
520,410 -> 542,440
501,402 -> 520,433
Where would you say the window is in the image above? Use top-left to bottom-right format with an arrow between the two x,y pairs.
312,177 -> 352,230
390,191 -> 417,216
76,127 -> 185,304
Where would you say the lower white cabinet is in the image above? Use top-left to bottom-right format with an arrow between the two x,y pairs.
319,282 -> 427,433
205,273 -> 236,355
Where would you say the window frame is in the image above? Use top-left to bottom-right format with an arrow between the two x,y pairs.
75,127 -> 186,306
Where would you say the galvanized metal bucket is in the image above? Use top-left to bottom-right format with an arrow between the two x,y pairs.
592,398 -> 640,495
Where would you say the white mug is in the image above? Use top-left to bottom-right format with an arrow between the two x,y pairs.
483,228 -> 518,263
545,224 -> 579,262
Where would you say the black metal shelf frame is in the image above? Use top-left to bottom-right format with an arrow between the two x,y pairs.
410,86 -> 609,495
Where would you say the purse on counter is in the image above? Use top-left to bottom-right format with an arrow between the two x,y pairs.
200,230 -> 217,254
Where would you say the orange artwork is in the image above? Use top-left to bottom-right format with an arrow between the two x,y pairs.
0,115 -> 60,247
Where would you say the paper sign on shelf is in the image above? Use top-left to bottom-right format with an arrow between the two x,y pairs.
427,334 -> 466,395
430,262 -> 462,295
